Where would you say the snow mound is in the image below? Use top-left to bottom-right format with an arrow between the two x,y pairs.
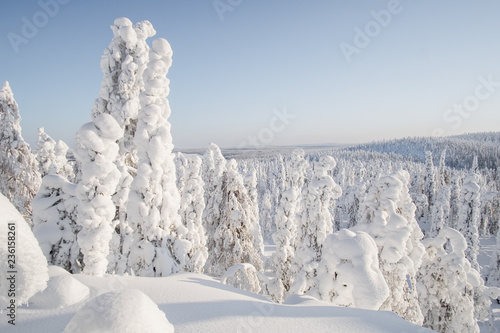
48,265 -> 71,277
0,193 -> 48,308
63,289 -> 174,333
30,274 -> 89,309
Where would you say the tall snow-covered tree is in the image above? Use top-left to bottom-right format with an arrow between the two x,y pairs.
92,18 -> 157,274
32,175 -> 81,273
202,143 -> 226,272
486,223 -> 500,288
269,150 -> 309,301
457,173 -> 481,271
417,227 -> 479,333
290,155 -> 342,295
260,189 -> 273,241
74,114 -> 123,276
353,170 -> 425,325
127,38 -> 187,277
448,174 -> 462,229
175,152 -> 208,273
0,81 -> 41,222
423,151 -> 436,231
206,159 -> 263,277
270,187 -> 299,301
437,149 -> 448,188
91,17 -> 156,166
242,164 -> 264,256
428,185 -> 451,238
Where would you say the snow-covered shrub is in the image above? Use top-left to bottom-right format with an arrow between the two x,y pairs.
74,114 -> 123,276
291,155 -> 342,295
310,229 -> 389,310
175,153 -> 208,273
63,289 -> 174,333
0,81 -> 41,222
0,193 -> 48,308
221,263 -> 262,294
417,227 -> 479,333
33,175 -> 81,273
30,273 -> 89,309
353,170 -> 425,325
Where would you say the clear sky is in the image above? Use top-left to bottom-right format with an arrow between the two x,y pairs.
1,0 -> 499,149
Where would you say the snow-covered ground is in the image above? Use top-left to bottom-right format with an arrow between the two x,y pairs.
2,271 -> 434,333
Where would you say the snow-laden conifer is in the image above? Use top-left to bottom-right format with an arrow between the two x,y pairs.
175,152 -> 208,273
127,38 -> 186,277
207,159 -> 262,277
290,156 -> 342,295
353,170 -> 425,325
74,114 -> 123,276
33,175 -> 81,273
0,82 -> 41,222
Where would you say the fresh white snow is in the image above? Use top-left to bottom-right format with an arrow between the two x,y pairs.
2,272 -> 434,333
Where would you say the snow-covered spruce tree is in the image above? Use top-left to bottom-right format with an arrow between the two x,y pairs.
32,175 -> 82,273
91,17 -> 155,166
417,227 -> 479,333
74,114 -> 123,276
269,150 -> 309,301
423,151 -> 436,231
448,174 -> 462,229
486,224 -> 500,288
127,38 -> 188,277
437,149 -> 449,188
202,143 -> 226,273
36,127 -> 57,177
353,170 -> 425,325
0,81 -> 41,222
457,173 -> 481,271
175,152 -> 208,273
243,164 -> 264,256
91,18 -> 156,274
428,185 -> 451,238
260,189 -> 273,241
310,229 -> 389,310
270,186 -> 300,301
290,156 -> 342,295
35,127 -> 74,179
207,159 -> 263,277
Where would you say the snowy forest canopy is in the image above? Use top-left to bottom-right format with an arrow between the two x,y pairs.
1,17 -> 500,333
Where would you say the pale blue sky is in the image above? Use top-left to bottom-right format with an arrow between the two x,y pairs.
1,0 -> 499,148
